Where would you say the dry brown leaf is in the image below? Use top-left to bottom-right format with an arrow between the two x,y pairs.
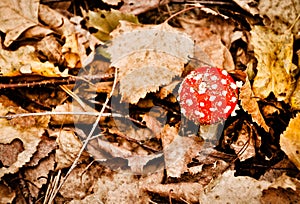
199,170 -> 271,203
37,35 -> 64,65
232,0 -> 259,15
0,45 -> 65,77
0,182 -> 15,203
290,77 -> 300,110
258,0 -> 300,35
239,78 -> 270,132
0,0 -> 39,46
102,0 -> 122,6
120,0 -> 169,15
179,17 -> 236,71
0,102 -> 47,179
144,182 -> 203,203
161,125 -> 204,177
59,163 -> 100,200
251,26 -> 298,102
107,21 -> 194,104
24,154 -> 55,198
54,129 -> 88,170
280,113 -> 300,170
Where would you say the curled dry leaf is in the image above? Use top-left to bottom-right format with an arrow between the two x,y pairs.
251,26 -> 298,102
0,0 -> 39,46
0,103 -> 47,179
280,113 -> 300,170
239,78 -> 270,132
107,21 -> 194,104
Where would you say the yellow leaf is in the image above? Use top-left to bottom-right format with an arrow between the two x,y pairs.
280,113 -> 300,170
86,9 -> 138,41
107,21 -> 194,104
251,26 -> 298,102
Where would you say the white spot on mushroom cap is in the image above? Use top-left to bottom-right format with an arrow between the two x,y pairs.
211,75 -> 218,80
198,82 -> 207,94
221,79 -> 227,84
190,87 -> 195,93
195,110 -> 205,118
209,95 -> 216,101
200,102 -> 205,107
181,108 -> 186,115
194,74 -> 203,80
217,101 -> 222,106
230,97 -> 237,103
222,70 -> 228,76
224,106 -> 232,114
186,99 -> 193,106
222,90 -> 227,96
209,107 -> 217,112
211,84 -> 218,89
231,104 -> 240,116
236,81 -> 243,88
230,83 -> 237,89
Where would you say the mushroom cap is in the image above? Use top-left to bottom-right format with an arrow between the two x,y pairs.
178,67 -> 238,125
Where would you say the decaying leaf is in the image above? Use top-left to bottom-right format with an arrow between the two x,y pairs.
290,77 -> 300,110
0,0 -> 39,46
53,129 -> 88,170
102,0 -> 122,6
0,45 -> 65,77
85,9 -> 138,41
161,125 -> 204,177
199,170 -> 271,203
232,0 -> 259,15
251,26 -> 298,102
280,113 -> 300,170
0,99 -> 48,179
258,0 -> 300,34
239,78 -> 270,132
120,0 -> 169,15
0,182 -> 15,203
108,21 -> 194,104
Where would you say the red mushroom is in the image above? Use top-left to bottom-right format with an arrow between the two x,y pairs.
178,67 -> 238,125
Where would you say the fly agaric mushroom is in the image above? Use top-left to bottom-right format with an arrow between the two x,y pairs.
178,67 -> 238,125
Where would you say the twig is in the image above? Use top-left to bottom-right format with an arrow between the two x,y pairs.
47,68 -> 118,200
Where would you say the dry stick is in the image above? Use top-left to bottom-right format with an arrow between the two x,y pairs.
46,68 -> 118,201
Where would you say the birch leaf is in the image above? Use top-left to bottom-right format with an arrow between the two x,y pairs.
107,21 -> 194,104
280,113 -> 300,170
251,26 -> 298,102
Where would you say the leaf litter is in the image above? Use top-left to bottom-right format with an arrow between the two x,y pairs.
0,1 -> 299,203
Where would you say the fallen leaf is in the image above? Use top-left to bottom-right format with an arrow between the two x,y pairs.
251,26 -> 298,102
258,0 -> 300,34
102,0 -> 122,6
85,9 -> 138,41
120,0 -> 169,15
232,0 -> 259,15
0,182 -> 15,203
24,154 -> 55,198
0,99 -> 46,179
179,16 -> 236,70
144,182 -> 203,203
54,129 -> 88,170
107,21 -> 194,104
0,0 -> 39,46
161,125 -> 204,177
199,170 -> 271,203
239,78 -> 269,132
0,45 -> 65,77
280,113 -> 300,170
290,77 -> 300,110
